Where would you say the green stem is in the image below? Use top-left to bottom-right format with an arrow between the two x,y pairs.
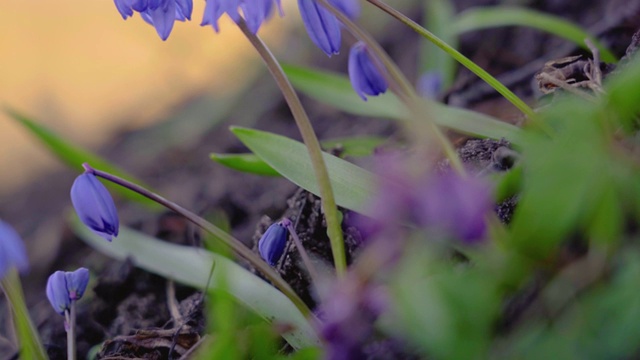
315,0 -> 466,175
365,0 -> 536,119
237,21 -> 347,276
86,165 -> 312,318
0,269 -> 47,360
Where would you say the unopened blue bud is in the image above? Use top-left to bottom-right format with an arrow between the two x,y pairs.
258,219 -> 290,266
0,220 -> 29,279
46,271 -> 70,315
298,0 -> 342,57
65,268 -> 90,301
71,173 -> 119,242
348,42 -> 388,101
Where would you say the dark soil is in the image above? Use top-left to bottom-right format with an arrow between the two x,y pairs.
2,1 -> 640,359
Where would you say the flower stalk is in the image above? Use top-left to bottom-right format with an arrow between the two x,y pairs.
85,164 -> 312,318
236,20 -> 347,276
65,302 -> 77,360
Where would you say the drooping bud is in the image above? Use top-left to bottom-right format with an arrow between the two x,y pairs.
70,172 -> 119,242
258,219 -> 290,266
298,0 -> 342,57
46,271 -> 71,315
348,42 -> 388,101
0,220 -> 29,279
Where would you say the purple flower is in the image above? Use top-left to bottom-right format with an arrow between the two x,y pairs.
65,268 -> 90,301
0,220 -> 29,279
318,273 -> 388,360
46,268 -> 90,315
258,219 -> 290,266
298,0 -> 342,56
71,173 -> 119,242
417,173 -> 493,243
113,0 -> 193,40
348,42 -> 388,101
362,155 -> 494,244
46,271 -> 71,315
202,0 -> 281,34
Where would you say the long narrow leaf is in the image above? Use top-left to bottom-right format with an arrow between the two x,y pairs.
451,6 -> 617,63
71,216 -> 320,349
5,108 -> 160,210
231,127 -> 378,216
282,65 -> 522,145
211,136 -> 386,176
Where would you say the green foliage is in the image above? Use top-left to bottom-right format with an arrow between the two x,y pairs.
231,127 -> 378,215
5,108 -> 161,210
210,136 -> 385,176
70,216 -> 320,349
282,64 -> 523,145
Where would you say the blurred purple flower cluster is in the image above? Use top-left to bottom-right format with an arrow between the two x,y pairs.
317,272 -> 388,360
362,157 -> 494,244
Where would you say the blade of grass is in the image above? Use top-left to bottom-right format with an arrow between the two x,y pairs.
451,6 -> 616,63
4,108 -> 160,210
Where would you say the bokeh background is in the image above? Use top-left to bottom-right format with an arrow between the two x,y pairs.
0,0 -> 302,195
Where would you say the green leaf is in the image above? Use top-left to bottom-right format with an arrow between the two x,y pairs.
451,6 -> 617,63
5,108 -> 160,210
210,153 -> 281,176
320,136 -> 386,158
231,127 -> 378,216
70,216 -> 320,349
282,65 -> 522,145
211,136 -> 385,177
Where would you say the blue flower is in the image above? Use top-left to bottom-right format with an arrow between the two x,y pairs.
348,42 -> 388,101
298,0 -> 342,56
46,271 -> 70,315
258,219 -> 290,266
113,0 -> 193,40
46,268 -> 90,315
70,173 -> 119,242
202,0 -> 281,34
65,268 -> 90,301
0,220 -> 29,279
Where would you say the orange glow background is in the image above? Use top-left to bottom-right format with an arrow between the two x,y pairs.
0,1 -> 298,195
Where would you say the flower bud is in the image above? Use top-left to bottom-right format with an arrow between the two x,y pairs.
258,220 -> 290,266
46,268 -> 90,315
348,42 -> 388,101
70,173 -> 119,242
46,271 -> 70,315
65,268 -> 90,301
328,0 -> 360,19
298,0 -> 342,56
0,220 -> 29,279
